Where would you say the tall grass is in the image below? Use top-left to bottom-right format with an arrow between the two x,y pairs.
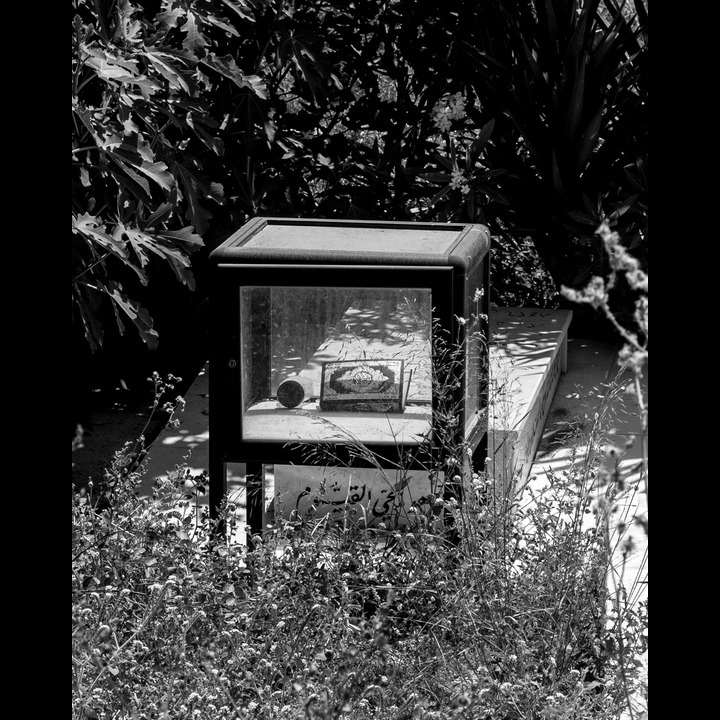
72,226 -> 647,719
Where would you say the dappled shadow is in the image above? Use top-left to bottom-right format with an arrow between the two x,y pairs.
490,307 -> 571,368
516,366 -> 648,610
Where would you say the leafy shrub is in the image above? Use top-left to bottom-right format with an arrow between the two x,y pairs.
72,0 -> 268,351
457,0 -> 648,291
73,0 -> 648,356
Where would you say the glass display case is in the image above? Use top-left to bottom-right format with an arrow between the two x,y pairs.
208,217 -> 491,531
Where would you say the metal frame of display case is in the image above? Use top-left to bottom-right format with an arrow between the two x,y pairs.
209,217 -> 491,534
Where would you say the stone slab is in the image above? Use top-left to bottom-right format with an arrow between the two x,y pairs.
266,307 -> 572,521
138,306 -> 573,533
488,307 -> 573,492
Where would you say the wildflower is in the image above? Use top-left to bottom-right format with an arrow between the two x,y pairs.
626,267 -> 648,292
450,169 -> 471,195
597,221 -> 618,244
561,276 -> 607,309
432,92 -> 466,132
634,295 -> 648,327
434,108 -> 453,132
618,344 -> 647,370
447,93 -> 466,119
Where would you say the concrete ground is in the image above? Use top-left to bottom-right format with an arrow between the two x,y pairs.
519,336 -> 648,719
527,337 -> 647,611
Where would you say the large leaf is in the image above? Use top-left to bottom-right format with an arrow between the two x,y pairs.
144,49 -> 193,93
172,163 -> 215,235
129,231 -> 196,291
281,32 -> 331,102
73,213 -> 128,260
179,10 -> 210,57
107,281 -> 160,350
201,53 -> 268,98
83,48 -> 158,95
72,283 -> 106,353
159,226 -> 205,253
418,172 -> 450,184
104,141 -> 176,195
143,202 -> 174,229
467,119 -> 496,167
575,101 -> 605,173
219,0 -> 259,22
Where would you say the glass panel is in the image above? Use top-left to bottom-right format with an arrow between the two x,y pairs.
240,287 -> 433,445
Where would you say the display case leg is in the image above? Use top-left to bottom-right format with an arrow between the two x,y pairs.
209,457 -> 227,538
472,434 -> 489,475
246,462 -> 265,538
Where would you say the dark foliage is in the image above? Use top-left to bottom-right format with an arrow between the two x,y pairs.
72,0 -> 647,360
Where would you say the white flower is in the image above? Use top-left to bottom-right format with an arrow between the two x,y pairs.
432,92 -> 466,131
